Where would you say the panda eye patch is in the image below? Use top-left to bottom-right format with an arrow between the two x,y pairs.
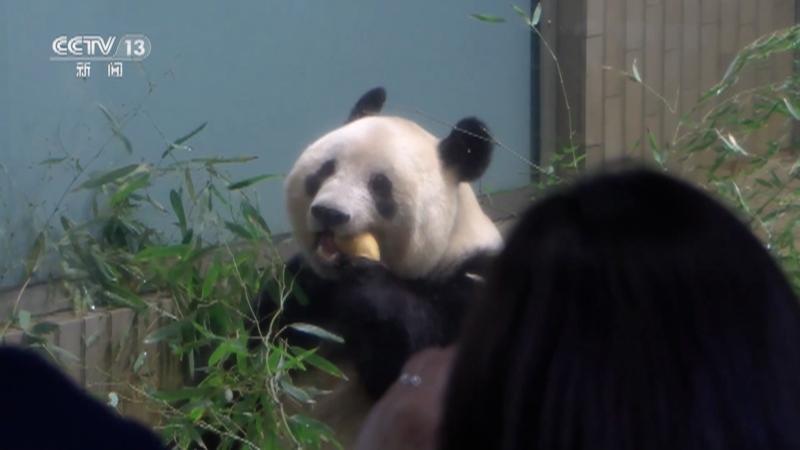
369,174 -> 393,197
304,159 -> 337,197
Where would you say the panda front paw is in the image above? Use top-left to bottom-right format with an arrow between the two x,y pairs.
336,257 -> 397,300
336,257 -> 406,325
345,255 -> 384,268
340,256 -> 389,282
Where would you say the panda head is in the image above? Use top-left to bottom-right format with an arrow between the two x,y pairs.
285,87 -> 502,280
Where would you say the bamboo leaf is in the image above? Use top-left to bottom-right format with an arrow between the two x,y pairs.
111,173 -> 150,205
784,98 -> 800,120
75,164 -> 141,191
241,200 -> 271,234
226,174 -> 282,191
512,4 -> 529,24
134,244 -> 191,261
647,128 -> 664,165
290,346 -> 347,379
98,104 -> 133,154
162,122 -> 208,159
469,13 -> 506,23
288,323 -> 344,344
18,310 -> 31,331
184,168 -> 196,202
24,232 -> 45,278
49,344 -> 80,362
170,189 -> 187,232
531,3 -> 543,26
190,156 -> 258,165
39,157 -> 68,166
201,260 -> 220,300
224,221 -> 253,240
631,58 -> 642,83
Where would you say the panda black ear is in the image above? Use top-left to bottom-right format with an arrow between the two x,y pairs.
346,87 -> 387,123
438,117 -> 494,182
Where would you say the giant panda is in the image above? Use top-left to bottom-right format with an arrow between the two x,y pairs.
202,87 -> 503,450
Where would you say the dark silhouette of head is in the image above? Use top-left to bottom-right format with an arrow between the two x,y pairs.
438,165 -> 800,450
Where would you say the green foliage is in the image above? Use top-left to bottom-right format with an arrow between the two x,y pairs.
672,24 -> 800,291
473,7 -> 799,292
1,81 -> 345,447
72,134 -> 344,448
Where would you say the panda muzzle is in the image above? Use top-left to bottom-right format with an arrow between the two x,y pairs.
315,231 -> 381,262
316,232 -> 341,262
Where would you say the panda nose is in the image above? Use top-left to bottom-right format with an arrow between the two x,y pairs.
311,205 -> 350,227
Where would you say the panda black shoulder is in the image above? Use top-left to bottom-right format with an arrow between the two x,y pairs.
417,249 -> 498,342
432,250 -> 495,291
454,249 -> 496,282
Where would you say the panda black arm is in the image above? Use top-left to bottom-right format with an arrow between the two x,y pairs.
334,253 -> 493,400
424,251 -> 496,340
251,253 -> 339,351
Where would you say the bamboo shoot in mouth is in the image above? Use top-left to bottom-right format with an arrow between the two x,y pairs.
334,232 -> 380,261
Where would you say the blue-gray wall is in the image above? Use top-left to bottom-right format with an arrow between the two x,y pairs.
0,0 -> 533,288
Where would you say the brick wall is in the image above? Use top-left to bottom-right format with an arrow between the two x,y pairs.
540,0 -> 798,171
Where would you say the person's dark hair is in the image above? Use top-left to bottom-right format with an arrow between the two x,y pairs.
438,165 -> 800,450
0,344 -> 167,450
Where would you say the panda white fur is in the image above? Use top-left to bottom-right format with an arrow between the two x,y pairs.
202,87 -> 503,450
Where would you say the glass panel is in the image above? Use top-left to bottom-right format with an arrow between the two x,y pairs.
0,0 -> 532,288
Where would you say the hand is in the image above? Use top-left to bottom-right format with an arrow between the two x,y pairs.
353,346 -> 458,450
